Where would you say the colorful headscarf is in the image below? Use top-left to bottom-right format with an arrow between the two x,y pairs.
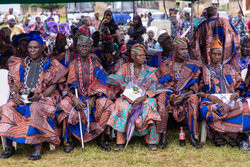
210,39 -> 223,49
77,34 -> 92,45
173,37 -> 187,47
158,32 -> 171,43
131,43 -> 147,57
27,31 -> 43,46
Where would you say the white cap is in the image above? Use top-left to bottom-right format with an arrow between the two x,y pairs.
7,15 -> 16,22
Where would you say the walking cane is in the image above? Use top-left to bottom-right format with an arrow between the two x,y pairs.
75,87 -> 85,152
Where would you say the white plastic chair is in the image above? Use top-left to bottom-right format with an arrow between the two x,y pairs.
0,69 -> 55,151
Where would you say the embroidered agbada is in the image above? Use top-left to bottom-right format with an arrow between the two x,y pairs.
107,63 -> 161,144
58,55 -> 112,142
156,59 -> 201,136
189,17 -> 240,67
200,64 -> 250,133
0,57 -> 68,145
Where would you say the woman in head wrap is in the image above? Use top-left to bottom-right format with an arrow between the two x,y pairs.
99,9 -> 119,38
106,43 -> 161,151
156,37 -> 202,149
199,39 -> 250,148
127,15 -> 146,42
58,34 -> 113,152
0,32 -> 68,160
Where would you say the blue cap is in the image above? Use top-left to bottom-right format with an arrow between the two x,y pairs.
27,31 -> 43,46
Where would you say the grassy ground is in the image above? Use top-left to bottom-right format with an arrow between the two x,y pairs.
0,128 -> 249,167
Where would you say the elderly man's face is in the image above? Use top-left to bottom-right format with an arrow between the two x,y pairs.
8,19 -> 16,27
28,41 -> 43,60
160,38 -> 174,52
175,43 -> 188,61
241,43 -> 250,57
210,48 -> 223,65
77,43 -> 91,58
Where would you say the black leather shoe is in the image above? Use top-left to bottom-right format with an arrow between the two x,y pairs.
64,142 -> 74,153
114,144 -> 125,151
98,140 -> 111,151
147,144 -> 157,151
214,138 -> 226,147
158,138 -> 167,149
28,150 -> 42,161
0,146 -> 15,158
228,138 -> 238,148
190,138 -> 202,149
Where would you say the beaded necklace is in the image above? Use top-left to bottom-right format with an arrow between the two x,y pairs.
23,56 -> 45,93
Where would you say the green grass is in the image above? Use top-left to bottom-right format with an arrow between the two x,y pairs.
0,129 -> 249,167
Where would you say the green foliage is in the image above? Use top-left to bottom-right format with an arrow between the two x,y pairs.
21,3 -> 65,9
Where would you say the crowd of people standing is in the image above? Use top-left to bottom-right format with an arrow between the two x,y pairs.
0,6 -> 249,161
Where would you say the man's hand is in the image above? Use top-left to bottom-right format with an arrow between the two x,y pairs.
12,93 -> 24,105
230,93 -> 239,101
132,95 -> 147,108
72,96 -> 85,111
208,95 -> 224,106
87,96 -> 97,113
28,92 -> 41,102
172,94 -> 185,105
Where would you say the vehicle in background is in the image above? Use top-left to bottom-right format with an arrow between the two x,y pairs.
110,2 -> 134,25
3,10 -> 23,23
66,2 -> 95,25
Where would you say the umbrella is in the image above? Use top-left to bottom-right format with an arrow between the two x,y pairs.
125,103 -> 143,148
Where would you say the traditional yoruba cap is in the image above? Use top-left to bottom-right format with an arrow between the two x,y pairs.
158,32 -> 171,43
131,43 -> 147,57
7,15 -> 15,22
238,10 -> 242,13
12,33 -> 29,46
56,33 -> 66,40
77,34 -> 92,45
94,11 -> 100,14
210,39 -> 222,49
173,37 -> 187,47
27,31 -> 43,46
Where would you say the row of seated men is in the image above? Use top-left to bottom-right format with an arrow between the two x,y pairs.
0,29 -> 249,161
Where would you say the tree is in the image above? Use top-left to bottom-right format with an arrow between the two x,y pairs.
22,3 -> 65,16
